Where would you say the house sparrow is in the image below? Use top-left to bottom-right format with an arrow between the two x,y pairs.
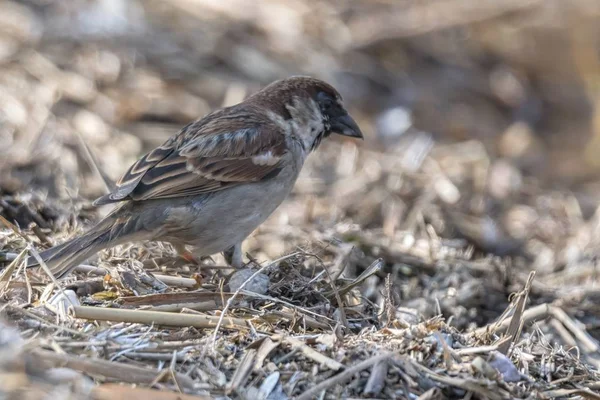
27,76 -> 363,278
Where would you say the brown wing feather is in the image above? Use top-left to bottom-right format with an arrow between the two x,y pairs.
93,105 -> 287,205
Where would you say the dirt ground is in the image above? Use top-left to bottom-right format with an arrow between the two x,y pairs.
1,1 -> 600,399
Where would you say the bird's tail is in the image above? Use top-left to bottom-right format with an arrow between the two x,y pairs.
26,206 -> 141,278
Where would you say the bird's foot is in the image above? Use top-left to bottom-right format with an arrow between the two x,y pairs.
180,250 -> 199,264
223,243 -> 243,268
174,244 -> 210,265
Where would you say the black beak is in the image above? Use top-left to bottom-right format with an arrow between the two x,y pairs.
331,113 -> 363,139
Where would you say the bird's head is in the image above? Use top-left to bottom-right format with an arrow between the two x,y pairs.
249,76 -> 363,151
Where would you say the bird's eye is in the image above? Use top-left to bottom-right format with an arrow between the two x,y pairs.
317,91 -> 335,112
321,98 -> 334,112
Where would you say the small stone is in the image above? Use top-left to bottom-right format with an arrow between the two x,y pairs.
0,36 -> 19,64
498,121 -> 537,159
72,109 -> 109,144
59,72 -> 97,104
504,205 -> 537,240
114,131 -> 143,158
489,66 -> 527,107
89,93 -> 117,123
85,50 -> 121,84
488,351 -> 523,382
228,268 -> 270,295
0,1 -> 41,43
488,159 -> 523,199
376,106 -> 413,144
261,238 -> 286,259
0,92 -> 27,127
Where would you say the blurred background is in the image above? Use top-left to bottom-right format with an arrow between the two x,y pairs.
2,0 -> 600,333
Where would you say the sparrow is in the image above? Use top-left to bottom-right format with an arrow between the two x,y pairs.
26,76 -> 363,278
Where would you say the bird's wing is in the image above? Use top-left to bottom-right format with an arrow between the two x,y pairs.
93,105 -> 288,205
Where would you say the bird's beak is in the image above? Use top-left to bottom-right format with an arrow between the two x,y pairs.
331,113 -> 363,139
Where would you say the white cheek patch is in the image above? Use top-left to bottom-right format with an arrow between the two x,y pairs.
284,97 -> 325,150
252,151 -> 280,166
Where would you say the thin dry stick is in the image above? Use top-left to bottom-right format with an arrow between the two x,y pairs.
30,223 -> 53,246
153,274 -> 199,288
282,336 -> 343,371
70,305 -> 248,330
240,290 -> 334,323
542,388 -> 600,400
324,258 -> 384,298
225,349 -> 257,395
0,248 -> 27,293
22,258 -> 33,304
210,252 -> 300,348
74,129 -> 115,193
331,244 -> 353,281
454,344 -> 500,356
6,304 -> 86,337
146,300 -> 219,313
319,258 -> 349,329
0,215 -> 25,238
92,384 -> 213,400
253,337 -> 280,372
551,306 -> 599,353
261,310 -> 330,330
120,291 -> 231,307
33,348 -> 196,389
363,358 -> 389,396
295,352 -> 394,400
499,271 -> 535,355
29,244 -> 78,309
474,303 -> 551,337
409,359 -> 506,400
148,350 -> 183,392
549,318 -> 577,348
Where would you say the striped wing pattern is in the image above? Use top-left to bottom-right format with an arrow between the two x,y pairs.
93,105 -> 287,205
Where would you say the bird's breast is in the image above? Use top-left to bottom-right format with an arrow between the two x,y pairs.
161,156 -> 303,253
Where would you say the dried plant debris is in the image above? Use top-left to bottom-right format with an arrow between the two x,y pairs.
2,0 -> 600,399
2,227 -> 600,399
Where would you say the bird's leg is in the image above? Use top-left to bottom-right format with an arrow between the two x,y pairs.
174,243 -> 200,264
223,243 -> 243,268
